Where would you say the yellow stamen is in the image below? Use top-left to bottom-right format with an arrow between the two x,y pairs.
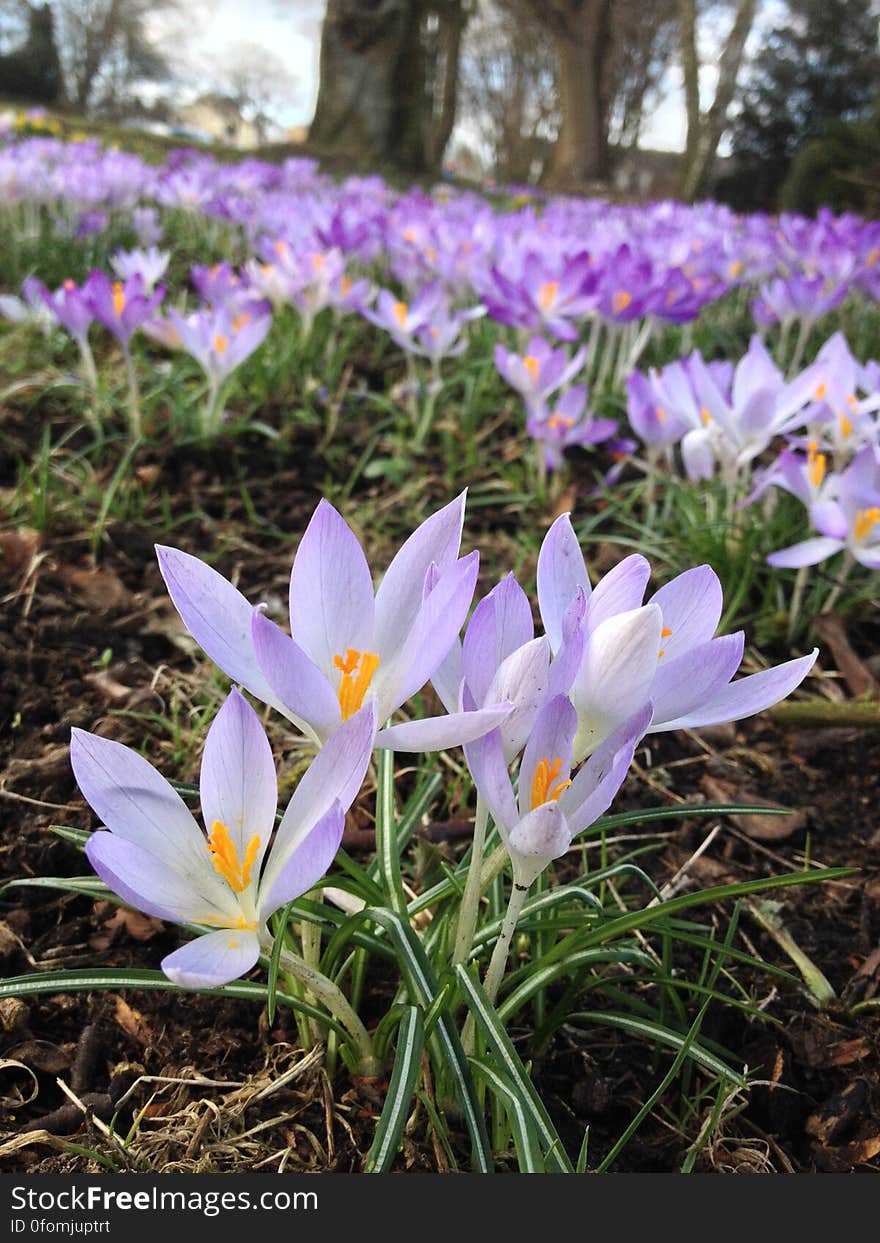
426,246 -> 438,263
341,276 -> 352,296
523,354 -> 540,384
547,413 -> 575,432
612,290 -> 632,315
839,412 -> 853,439
658,650 -> 665,659
661,627 -> 673,638
312,252 -> 325,270
63,278 -> 75,291
393,300 -> 408,328
814,381 -> 827,400
213,333 -> 229,355
273,239 -> 287,256
228,939 -> 239,948
112,281 -> 125,316
403,227 -> 417,242
656,406 -> 667,424
333,648 -> 380,720
867,248 -> 879,269
728,260 -> 743,278
530,757 -> 571,810
538,281 -> 559,310
207,821 -> 261,894
261,263 -> 274,277
854,508 -> 880,543
700,407 -> 711,426
232,311 -> 251,332
807,440 -> 826,489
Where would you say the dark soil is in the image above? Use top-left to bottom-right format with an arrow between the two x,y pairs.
1,408 -> 879,1174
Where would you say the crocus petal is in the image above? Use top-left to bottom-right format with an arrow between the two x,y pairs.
571,604 -> 661,760
85,831 -> 237,925
585,554 -> 651,634
375,702 -> 513,752
464,725 -> 518,840
373,492 -> 465,656
649,632 -> 745,725
767,538 -> 844,568
261,701 -> 376,898
810,500 -> 848,541
547,588 -> 587,698
261,802 -> 345,917
71,728 -> 218,887
288,499 -> 375,675
161,928 -> 260,989
461,574 -> 534,705
681,427 -> 715,482
251,611 -> 342,742
653,650 -> 819,732
509,802 -> 570,862
430,638 -> 463,715
156,545 -> 289,719
199,689 -> 277,880
649,565 -> 723,660
379,551 -> 479,716
559,704 -> 652,834
537,513 -> 590,653
483,637 -> 551,761
517,694 -> 577,819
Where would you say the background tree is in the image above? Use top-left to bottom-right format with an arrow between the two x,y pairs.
215,40 -> 299,131
0,2 -> 62,104
725,0 -> 880,210
676,0 -> 757,200
309,0 -> 470,175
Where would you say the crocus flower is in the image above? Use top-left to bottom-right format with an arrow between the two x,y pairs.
537,514 -> 817,752
495,335 -> 586,414
767,446 -> 880,571
72,689 -> 375,988
526,386 -> 617,472
167,303 -> 272,389
0,276 -> 53,331
466,695 -> 651,889
84,271 -> 164,348
111,246 -> 170,293
157,494 -> 511,754
362,283 -> 446,353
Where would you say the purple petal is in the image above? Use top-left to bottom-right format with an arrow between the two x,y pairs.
288,499 -> 375,676
71,728 -> 214,882
85,831 -> 236,925
509,802 -> 570,861
161,928 -> 261,989
649,632 -> 745,725
537,514 -> 590,653
156,545 -> 287,717
517,695 -> 577,819
586,554 -> 651,634
767,538 -> 843,568
464,726 -> 518,839
430,638 -> 463,714
559,704 -> 651,833
484,637 -> 551,760
199,689 -> 277,881
681,427 -> 715,482
261,802 -> 344,917
653,650 -> 819,732
572,604 -> 661,759
373,492 -> 466,656
375,702 -> 513,752
649,565 -> 723,660
251,611 -> 342,741
379,551 -> 479,716
462,574 -> 534,705
811,500 -> 848,541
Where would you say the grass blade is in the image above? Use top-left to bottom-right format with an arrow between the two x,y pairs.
364,1006 -> 424,1173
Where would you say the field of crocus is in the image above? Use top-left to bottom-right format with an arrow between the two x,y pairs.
1,123 -> 879,1175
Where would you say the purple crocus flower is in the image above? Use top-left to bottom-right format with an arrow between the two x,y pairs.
84,271 -> 164,348
167,303 -> 271,388
495,335 -> 586,413
466,695 -> 651,888
537,514 -> 817,752
526,387 -> 617,472
111,246 -> 170,293
485,251 -> 596,341
157,494 -> 511,754
0,276 -> 53,330
132,206 -> 163,247
767,446 -> 880,571
362,283 -> 446,353
72,689 -> 375,989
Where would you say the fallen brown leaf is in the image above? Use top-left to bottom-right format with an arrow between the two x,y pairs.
0,527 -> 41,575
59,565 -> 130,610
700,775 -> 807,841
112,995 -> 153,1044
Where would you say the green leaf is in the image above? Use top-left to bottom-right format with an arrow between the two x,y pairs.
364,1007 -> 424,1173
470,1059 -> 544,1173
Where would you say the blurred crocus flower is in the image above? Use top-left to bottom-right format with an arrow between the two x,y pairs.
167,303 -> 271,391
767,446 -> 880,571
32,277 -> 99,391
495,335 -> 586,414
466,694 -> 650,889
85,271 -> 164,348
537,514 -> 817,755
73,689 -> 374,989
526,386 -> 617,472
362,283 -> 446,352
0,276 -> 54,332
485,251 -> 596,341
111,246 -> 170,293
132,205 -> 163,247
157,494 -> 511,754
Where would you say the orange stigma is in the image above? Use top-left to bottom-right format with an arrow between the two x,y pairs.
530,757 -> 571,810
334,648 -> 380,720
207,821 -> 260,894
854,508 -> 880,543
839,412 -> 853,439
807,440 -> 826,489
213,333 -> 229,354
112,282 -> 125,316
393,300 -> 408,328
814,382 -> 827,401
612,290 -> 632,315
538,281 -> 559,310
700,407 -> 711,426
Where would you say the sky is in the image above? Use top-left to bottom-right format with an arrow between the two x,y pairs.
167,0 -> 782,154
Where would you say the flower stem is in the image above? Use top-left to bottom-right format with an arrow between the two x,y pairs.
268,940 -> 379,1077
122,347 -> 141,439
462,878 -> 530,1056
452,795 -> 489,966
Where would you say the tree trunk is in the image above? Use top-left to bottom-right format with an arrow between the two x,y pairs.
309,0 -> 433,174
678,0 -> 756,200
429,1 -> 467,167
544,0 -> 611,189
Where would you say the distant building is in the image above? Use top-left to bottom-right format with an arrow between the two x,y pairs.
175,95 -> 263,149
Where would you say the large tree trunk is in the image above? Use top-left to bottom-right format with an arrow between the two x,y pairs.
678,0 -> 756,200
537,0 -> 611,189
309,0 -> 433,174
429,1 -> 467,167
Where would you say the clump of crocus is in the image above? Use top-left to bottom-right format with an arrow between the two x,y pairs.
84,270 -> 164,437
165,302 -> 272,437
72,689 -> 380,1074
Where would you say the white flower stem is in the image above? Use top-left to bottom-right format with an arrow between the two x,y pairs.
462,878 -> 531,1056
122,347 -> 141,439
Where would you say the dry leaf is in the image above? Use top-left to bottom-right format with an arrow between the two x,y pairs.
112,996 -> 153,1044
89,907 -> 163,950
60,565 -> 130,610
0,527 -> 41,575
700,775 -> 807,841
